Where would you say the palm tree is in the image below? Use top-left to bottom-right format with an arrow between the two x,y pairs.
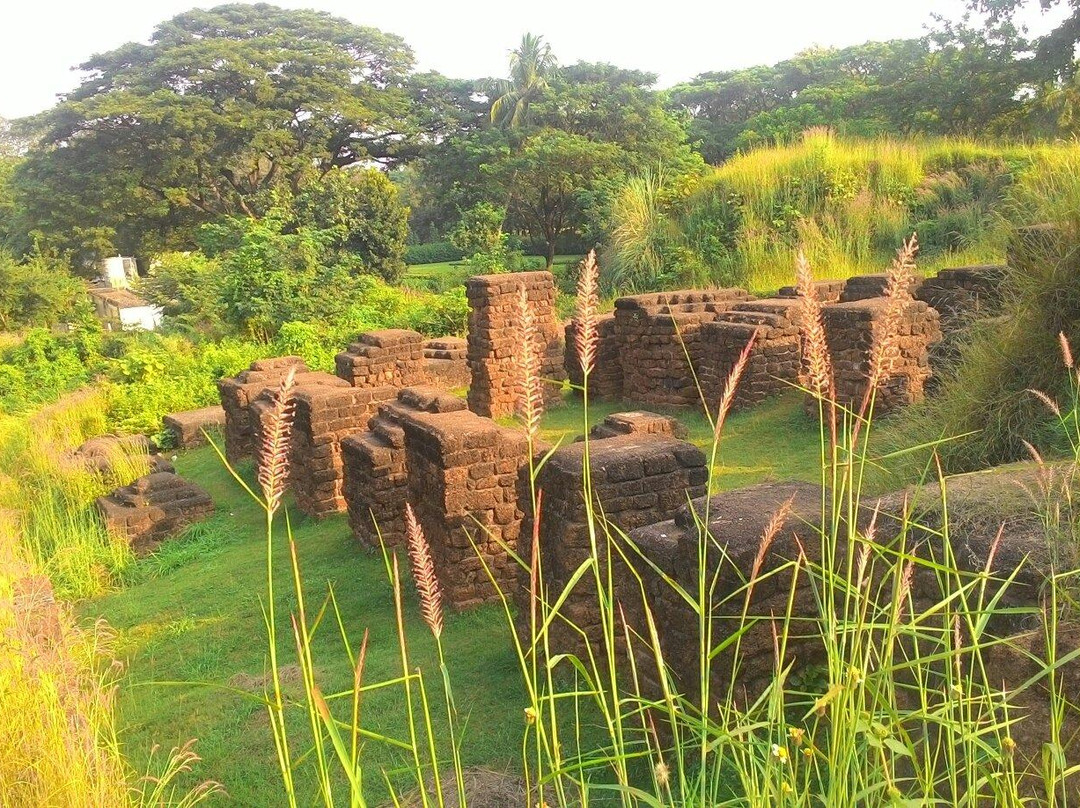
487,33 -> 558,129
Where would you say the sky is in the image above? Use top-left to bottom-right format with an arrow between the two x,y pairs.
0,0 -> 1066,119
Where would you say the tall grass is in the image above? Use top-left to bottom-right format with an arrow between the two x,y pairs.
242,246 -> 1079,805
609,130 -> 1053,294
883,143 -> 1080,480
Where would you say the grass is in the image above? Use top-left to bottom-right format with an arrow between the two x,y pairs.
80,391 -> 821,805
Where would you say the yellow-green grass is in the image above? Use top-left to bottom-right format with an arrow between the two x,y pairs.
676,131 -> 1074,293
81,392 -> 821,804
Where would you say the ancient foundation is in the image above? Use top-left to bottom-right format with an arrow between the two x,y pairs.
839,273 -> 923,302
465,272 -> 565,418
821,298 -> 941,414
341,386 -> 468,549
423,337 -> 470,389
402,408 -> 530,609
217,356 -> 312,463
699,298 -> 802,411
564,313 -> 622,399
916,265 -> 1007,378
96,471 -> 214,554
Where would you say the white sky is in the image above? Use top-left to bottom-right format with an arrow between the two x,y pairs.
0,0 -> 1067,119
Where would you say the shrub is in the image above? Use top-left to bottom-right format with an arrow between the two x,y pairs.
0,250 -> 86,331
139,251 -> 226,339
404,241 -> 465,265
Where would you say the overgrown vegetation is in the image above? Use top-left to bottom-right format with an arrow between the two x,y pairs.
607,130 -> 1045,292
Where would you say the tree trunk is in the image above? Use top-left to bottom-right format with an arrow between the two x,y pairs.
545,240 -> 556,269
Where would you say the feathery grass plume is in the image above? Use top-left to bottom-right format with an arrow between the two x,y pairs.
404,503 -> 444,641
1028,388 -> 1062,417
575,249 -> 600,377
257,367 -> 296,515
749,495 -> 794,586
1061,332 -> 1074,370
793,251 -> 833,399
866,233 -> 918,397
516,285 -> 545,442
714,330 -> 758,439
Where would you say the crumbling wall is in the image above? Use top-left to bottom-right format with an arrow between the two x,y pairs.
217,356 -> 311,463
586,410 -> 688,441
465,272 -> 565,418
96,471 -> 214,554
163,406 -> 226,449
613,289 -> 752,408
260,376 -> 399,518
699,299 -> 802,411
335,329 -> 426,389
916,265 -> 1008,378
402,409 -> 530,608
520,425 -> 708,654
341,387 -> 467,549
564,313 -> 623,399
821,298 -> 941,414
839,273 -> 923,302
423,337 -> 470,389
777,279 -> 846,302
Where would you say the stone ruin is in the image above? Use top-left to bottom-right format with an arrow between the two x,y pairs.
162,405 -> 226,449
916,264 -> 1008,379
341,386 -> 467,549
96,471 -> 214,554
518,414 -> 708,652
613,289 -> 753,408
619,467 -> 1075,727
821,297 -> 941,413
423,337 -> 470,389
68,434 -> 172,479
217,356 -> 313,463
839,272 -> 923,302
698,298 -> 802,412
334,329 -> 426,389
565,313 -> 622,399
465,271 -> 565,418
777,278 -> 846,302
402,407 -> 530,609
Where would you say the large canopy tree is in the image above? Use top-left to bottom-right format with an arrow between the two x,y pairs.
15,4 -> 417,265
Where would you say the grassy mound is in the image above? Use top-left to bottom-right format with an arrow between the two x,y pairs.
608,130 -> 1071,293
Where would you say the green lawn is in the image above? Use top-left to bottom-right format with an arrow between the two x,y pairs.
81,392 -> 821,805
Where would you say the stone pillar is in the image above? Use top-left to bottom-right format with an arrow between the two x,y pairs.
821,298 -> 941,415
465,271 -> 565,418
341,386 -> 467,549
402,409 -> 530,609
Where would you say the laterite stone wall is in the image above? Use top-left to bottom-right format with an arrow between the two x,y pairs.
341,387 -> 467,549
335,329 -> 426,388
821,298 -> 941,414
613,289 -> 752,408
217,356 -> 312,463
402,408 -> 530,609
465,272 -> 565,418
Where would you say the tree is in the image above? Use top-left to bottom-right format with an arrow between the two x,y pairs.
487,33 -> 558,128
291,167 -> 410,283
15,4 -> 415,265
0,251 -> 86,331
490,129 -> 622,266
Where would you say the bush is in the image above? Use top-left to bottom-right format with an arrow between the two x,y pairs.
404,241 -> 465,265
0,250 -> 86,331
